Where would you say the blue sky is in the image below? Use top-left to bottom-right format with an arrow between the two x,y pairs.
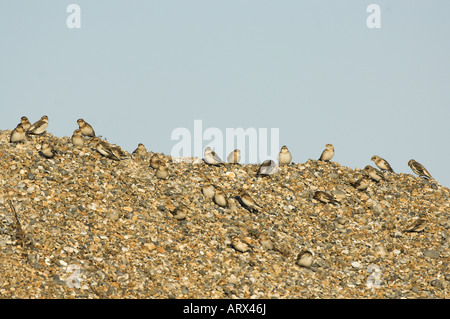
1,1 -> 449,187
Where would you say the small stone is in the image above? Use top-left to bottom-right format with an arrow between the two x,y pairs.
423,250 -> 440,259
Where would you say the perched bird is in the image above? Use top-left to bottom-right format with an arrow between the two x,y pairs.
227,149 -> 241,164
201,182 -> 216,199
296,250 -> 314,268
350,176 -> 370,191
256,159 -> 278,176
364,165 -> 385,182
171,204 -> 188,220
91,137 -> 121,161
132,143 -> 147,158
20,116 -> 31,132
77,119 -> 95,137
155,162 -> 169,179
27,115 -> 49,136
150,154 -> 162,169
408,159 -> 433,180
403,217 -> 427,233
318,144 -> 334,162
238,189 -> 262,213
40,142 -> 56,159
71,129 -> 84,147
10,124 -> 26,143
213,188 -> 228,208
203,147 -> 225,166
371,155 -> 394,172
278,145 -> 292,165
231,237 -> 250,253
313,191 -> 339,205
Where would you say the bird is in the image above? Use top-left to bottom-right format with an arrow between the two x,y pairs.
77,119 -> 95,137
318,144 -> 334,161
227,149 -> 241,164
278,145 -> 292,165
364,165 -> 385,182
27,115 -> 48,136
201,182 -> 216,199
238,189 -> 263,213
20,116 -> 31,132
91,137 -> 122,161
231,236 -> 250,253
313,191 -> 339,205
371,155 -> 394,172
296,250 -> 314,268
155,162 -> 169,179
256,159 -> 278,176
40,142 -> 56,159
203,147 -> 225,166
10,124 -> 26,143
403,217 -> 427,233
408,159 -> 433,180
171,204 -> 188,220
132,143 -> 147,158
150,154 -> 162,169
213,187 -> 228,208
350,176 -> 370,191
71,129 -> 84,147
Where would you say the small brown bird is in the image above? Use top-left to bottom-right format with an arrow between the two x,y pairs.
92,137 -> 121,161
204,147 -> 225,166
150,154 -> 162,169
132,143 -> 147,158
171,204 -> 188,220
155,162 -> 169,179
313,191 -> 339,205
371,155 -> 394,172
364,165 -> 385,182
231,236 -> 250,253
278,145 -> 292,165
403,217 -> 427,233
10,124 -> 26,143
408,159 -> 433,180
318,143 -> 334,161
27,115 -> 49,136
256,159 -> 278,176
227,149 -> 241,164
77,119 -> 95,137
40,142 -> 56,159
71,129 -> 84,147
202,182 -> 216,199
238,189 -> 263,213
296,250 -> 314,268
350,176 -> 370,191
20,116 -> 31,132
214,187 -> 228,208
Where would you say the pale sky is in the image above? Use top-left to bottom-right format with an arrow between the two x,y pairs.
1,1 -> 449,187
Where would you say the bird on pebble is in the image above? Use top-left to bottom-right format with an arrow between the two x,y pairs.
27,115 -> 49,136
203,147 -> 225,166
403,217 -> 427,233
408,159 -> 433,180
201,181 -> 216,199
256,159 -> 278,176
92,137 -> 122,161
40,142 -> 56,159
155,162 -> 169,179
77,119 -> 95,137
20,116 -> 31,132
227,149 -> 241,164
371,155 -> 394,172
318,144 -> 334,162
10,124 -> 26,143
350,176 -> 370,191
171,204 -> 188,220
213,187 -> 228,208
278,145 -> 292,165
238,189 -> 263,213
231,236 -> 250,253
296,250 -> 314,268
132,143 -> 148,158
150,154 -> 162,169
313,191 -> 339,205
71,129 -> 84,147
364,165 -> 385,182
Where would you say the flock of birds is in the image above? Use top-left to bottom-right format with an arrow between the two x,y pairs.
8,115 -> 437,266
